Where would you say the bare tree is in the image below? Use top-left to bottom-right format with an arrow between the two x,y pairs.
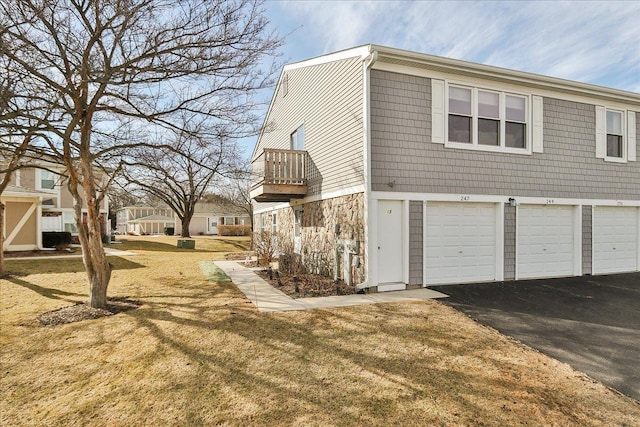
218,164 -> 253,231
0,0 -> 281,307
120,117 -> 240,237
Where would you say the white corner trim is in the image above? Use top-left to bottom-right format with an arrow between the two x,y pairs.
403,200 -> 409,285
422,201 -> 428,287
496,202 -> 505,282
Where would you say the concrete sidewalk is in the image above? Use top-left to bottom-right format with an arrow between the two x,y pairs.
214,260 -> 447,313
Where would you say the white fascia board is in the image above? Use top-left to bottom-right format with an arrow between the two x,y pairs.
255,185 -> 366,214
283,46 -> 372,72
253,202 -> 290,215
370,192 -> 640,207
370,44 -> 640,106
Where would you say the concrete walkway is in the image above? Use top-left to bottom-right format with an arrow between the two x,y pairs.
214,260 -> 448,313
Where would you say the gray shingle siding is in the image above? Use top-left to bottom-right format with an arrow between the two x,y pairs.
370,70 -> 640,200
409,201 -> 423,284
582,205 -> 592,275
504,204 -> 516,280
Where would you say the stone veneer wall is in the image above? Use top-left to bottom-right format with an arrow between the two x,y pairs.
254,193 -> 365,282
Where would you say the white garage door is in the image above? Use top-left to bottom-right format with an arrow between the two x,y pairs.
593,207 -> 639,274
425,202 -> 497,285
517,205 -> 575,279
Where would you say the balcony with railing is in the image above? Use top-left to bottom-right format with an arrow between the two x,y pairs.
250,149 -> 308,202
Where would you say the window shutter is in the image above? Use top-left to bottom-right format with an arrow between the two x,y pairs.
627,111 -> 636,161
531,95 -> 544,153
431,79 -> 445,144
595,105 -> 606,159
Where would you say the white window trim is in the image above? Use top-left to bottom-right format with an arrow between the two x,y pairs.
36,168 -> 59,192
445,84 -> 532,155
604,108 -> 626,163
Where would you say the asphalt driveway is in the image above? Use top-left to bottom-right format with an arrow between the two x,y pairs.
430,272 -> 640,401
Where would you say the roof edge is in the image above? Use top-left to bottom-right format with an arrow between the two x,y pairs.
370,44 -> 640,104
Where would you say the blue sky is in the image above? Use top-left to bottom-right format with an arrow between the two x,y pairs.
240,0 -> 640,156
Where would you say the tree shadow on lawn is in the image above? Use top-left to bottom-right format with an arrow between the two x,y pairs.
122,293 -> 595,425
2,257 -> 145,308
116,238 -> 249,254
5,276 -> 86,303
3,256 -> 145,276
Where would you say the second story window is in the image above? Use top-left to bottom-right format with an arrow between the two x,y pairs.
448,87 -> 472,143
606,110 -> 623,158
447,84 -> 529,153
39,169 -> 56,190
290,125 -> 304,151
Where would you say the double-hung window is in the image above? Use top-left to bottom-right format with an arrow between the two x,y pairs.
606,110 -> 623,158
448,87 -> 472,143
447,85 -> 529,152
39,169 -> 56,190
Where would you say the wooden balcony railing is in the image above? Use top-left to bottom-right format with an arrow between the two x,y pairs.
250,149 -> 308,202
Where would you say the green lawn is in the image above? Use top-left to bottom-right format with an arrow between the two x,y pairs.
1,236 -> 638,426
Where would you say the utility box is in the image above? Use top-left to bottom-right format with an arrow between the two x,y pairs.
177,239 -> 195,249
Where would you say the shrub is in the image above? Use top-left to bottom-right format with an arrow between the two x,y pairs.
253,230 -> 279,266
218,225 -> 251,236
42,231 -> 72,248
164,227 -> 175,236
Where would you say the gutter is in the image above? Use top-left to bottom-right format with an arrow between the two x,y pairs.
356,46 -> 379,291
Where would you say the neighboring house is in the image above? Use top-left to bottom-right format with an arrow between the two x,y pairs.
116,206 -> 175,235
250,44 -> 640,291
177,202 -> 251,236
116,202 -> 250,235
2,162 -> 109,251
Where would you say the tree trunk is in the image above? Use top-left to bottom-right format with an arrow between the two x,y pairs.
75,198 -> 112,308
181,214 -> 192,238
0,202 -> 5,277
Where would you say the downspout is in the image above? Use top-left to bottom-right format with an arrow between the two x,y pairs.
356,47 -> 378,291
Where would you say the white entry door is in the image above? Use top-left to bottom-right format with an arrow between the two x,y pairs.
593,207 -> 639,274
517,205 -> 575,279
208,218 -> 218,235
425,202 -> 497,285
377,200 -> 403,283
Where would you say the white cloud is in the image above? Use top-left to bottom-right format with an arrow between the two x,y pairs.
267,0 -> 640,91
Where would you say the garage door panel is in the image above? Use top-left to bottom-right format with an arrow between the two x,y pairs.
518,205 -> 575,279
425,202 -> 497,285
593,207 -> 639,274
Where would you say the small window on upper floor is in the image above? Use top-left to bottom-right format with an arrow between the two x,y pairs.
39,169 -> 56,190
606,110 -> 623,159
281,74 -> 289,97
290,125 -> 304,151
595,106 -> 636,163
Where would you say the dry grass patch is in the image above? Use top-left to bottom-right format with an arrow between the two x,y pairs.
2,235 -> 639,426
